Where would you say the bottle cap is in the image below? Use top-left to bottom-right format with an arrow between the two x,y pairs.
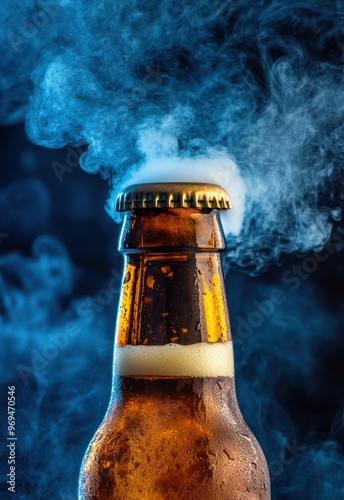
115,182 -> 231,211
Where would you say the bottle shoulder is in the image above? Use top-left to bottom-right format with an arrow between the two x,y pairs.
80,377 -> 270,499
97,377 -> 265,460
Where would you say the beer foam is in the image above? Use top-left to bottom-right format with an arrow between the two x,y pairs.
114,342 -> 234,377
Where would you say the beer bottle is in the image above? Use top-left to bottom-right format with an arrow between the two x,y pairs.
79,182 -> 270,499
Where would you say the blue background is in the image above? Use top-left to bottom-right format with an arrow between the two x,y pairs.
0,123 -> 343,499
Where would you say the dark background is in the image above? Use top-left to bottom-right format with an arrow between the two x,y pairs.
0,123 -> 343,499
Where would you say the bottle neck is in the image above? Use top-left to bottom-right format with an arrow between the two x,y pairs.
114,208 -> 234,379
116,251 -> 231,346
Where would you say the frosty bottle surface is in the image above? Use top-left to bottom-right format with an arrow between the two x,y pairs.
79,182 -> 270,499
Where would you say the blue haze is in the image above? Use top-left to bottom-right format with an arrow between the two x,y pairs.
1,0 -> 344,271
0,1 -> 344,498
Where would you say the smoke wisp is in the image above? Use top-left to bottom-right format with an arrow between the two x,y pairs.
1,0 -> 343,271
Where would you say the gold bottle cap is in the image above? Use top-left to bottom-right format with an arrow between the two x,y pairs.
115,182 -> 231,211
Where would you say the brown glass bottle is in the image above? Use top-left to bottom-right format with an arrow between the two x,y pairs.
79,183 -> 270,500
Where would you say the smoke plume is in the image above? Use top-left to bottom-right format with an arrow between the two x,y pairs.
1,2 -> 344,498
1,0 -> 343,271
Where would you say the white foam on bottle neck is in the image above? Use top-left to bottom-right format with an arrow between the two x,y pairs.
114,341 -> 234,377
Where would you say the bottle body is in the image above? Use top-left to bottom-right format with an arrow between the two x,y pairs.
81,375 -> 269,499
79,195 -> 270,499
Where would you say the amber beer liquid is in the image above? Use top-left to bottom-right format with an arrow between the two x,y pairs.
79,183 -> 270,499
